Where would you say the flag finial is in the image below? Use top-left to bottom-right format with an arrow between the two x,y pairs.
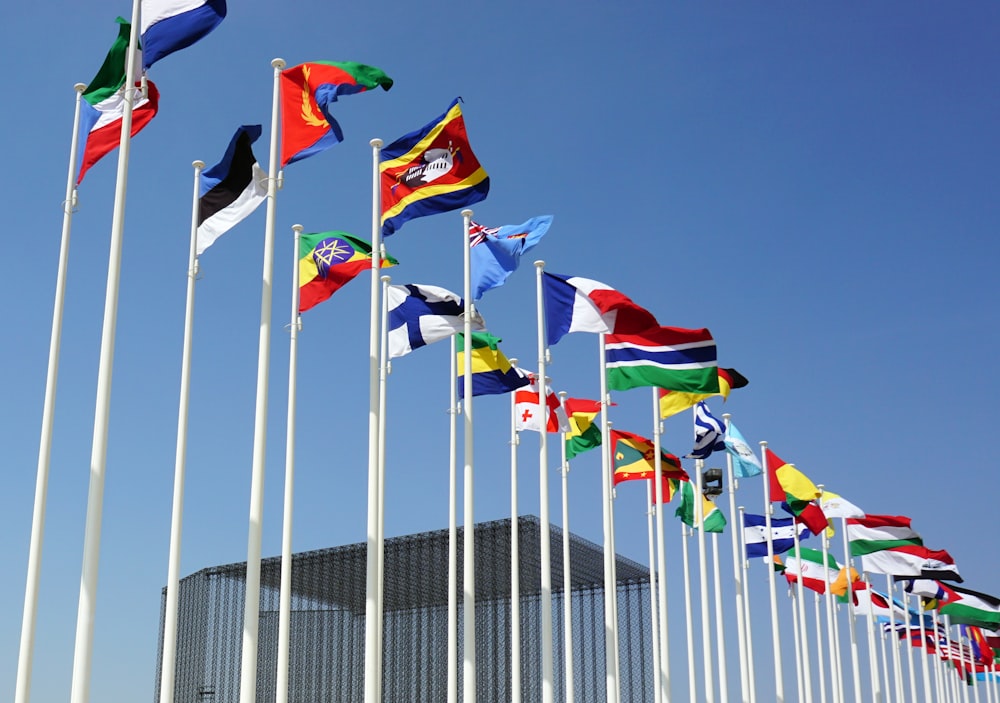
272,57 -> 286,69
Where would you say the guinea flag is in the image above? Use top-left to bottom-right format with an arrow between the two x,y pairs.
298,231 -> 397,312
77,18 -> 159,184
280,61 -> 393,167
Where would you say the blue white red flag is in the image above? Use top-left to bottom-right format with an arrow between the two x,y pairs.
469,216 -> 552,300
541,272 -> 658,346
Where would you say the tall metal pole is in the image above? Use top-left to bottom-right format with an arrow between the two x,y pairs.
710,531 -> 729,702
597,334 -> 620,703
448,334 -> 458,703
376,273 -> 391,702
694,457 -> 715,703
462,210 -> 477,703
681,524 -> 696,703
759,441 -> 785,702
558,392 -> 574,703
646,480 -> 663,703
737,506 -> 758,703
723,414 -> 751,703
509,360 -> 521,703
651,390 -> 671,703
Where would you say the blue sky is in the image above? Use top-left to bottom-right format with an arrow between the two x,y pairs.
2,2 -> 999,701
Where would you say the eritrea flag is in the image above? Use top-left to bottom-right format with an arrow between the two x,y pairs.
298,231 -> 396,313
280,61 -> 393,167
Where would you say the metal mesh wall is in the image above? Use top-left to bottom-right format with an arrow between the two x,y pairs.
154,517 -> 652,703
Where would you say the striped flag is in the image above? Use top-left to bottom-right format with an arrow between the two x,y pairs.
742,513 -> 811,558
541,272 -> 659,345
196,125 -> 266,255
606,326 -> 719,393
685,401 -> 725,459
847,515 -> 962,581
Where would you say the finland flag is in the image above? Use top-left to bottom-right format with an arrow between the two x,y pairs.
387,284 -> 485,359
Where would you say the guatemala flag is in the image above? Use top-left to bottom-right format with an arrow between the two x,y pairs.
685,401 -> 726,460
141,0 -> 227,69
387,284 -> 485,359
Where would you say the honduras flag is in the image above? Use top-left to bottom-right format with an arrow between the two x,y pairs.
685,401 -> 726,459
387,284 -> 485,359
742,513 -> 811,558
469,215 -> 553,300
141,0 -> 227,69
724,421 -> 763,478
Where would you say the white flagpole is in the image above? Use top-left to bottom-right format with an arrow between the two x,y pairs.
509,359 -> 521,703
558,392 -> 574,703
837,517 -> 864,702
737,506 -> 758,703
758,441 -> 786,702
16,81 -> 86,703
651,390 -> 671,703
275,225 -> 303,703
899,583 -> 918,703
364,136 -> 385,703
68,1 -> 144,698
681,523 -> 697,703
463,210 -> 477,703
609,480 -> 622,696
236,57 -> 285,703
913,593 -> 933,703
791,587 -> 805,703
722,414 -> 751,703
878,604 -> 893,703
815,488 -> 839,703
885,574 -> 905,703
693,456 -> 715,703
645,480 -> 663,703
813,592 -> 828,703
792,527 -> 812,703
376,272 -> 391,703
710,530 -> 730,702
930,607 -> 945,703
448,336 -> 459,703
597,334 -> 620,703
829,572 -> 845,703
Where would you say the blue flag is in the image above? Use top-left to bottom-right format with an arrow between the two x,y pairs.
742,513 -> 811,558
685,401 -> 725,459
386,283 -> 485,359
141,0 -> 227,69
469,216 -> 553,300
724,421 -> 763,478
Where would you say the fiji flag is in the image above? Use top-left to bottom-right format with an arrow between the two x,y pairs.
141,0 -> 227,69
387,284 -> 485,359
470,216 -> 553,300
685,402 -> 725,460
380,98 -> 490,236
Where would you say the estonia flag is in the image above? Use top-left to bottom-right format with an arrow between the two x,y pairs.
197,125 -> 266,256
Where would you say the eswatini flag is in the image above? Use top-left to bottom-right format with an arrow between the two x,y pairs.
298,231 -> 396,313
77,18 -> 159,184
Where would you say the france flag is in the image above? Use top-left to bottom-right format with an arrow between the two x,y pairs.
141,0 -> 227,69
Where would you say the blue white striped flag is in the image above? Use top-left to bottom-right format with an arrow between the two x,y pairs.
141,0 -> 227,69
685,401 -> 725,459
742,513 -> 811,558
387,284 -> 485,359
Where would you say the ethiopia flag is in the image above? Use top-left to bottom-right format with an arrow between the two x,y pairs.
611,429 -> 686,485
380,98 -> 490,236
456,332 -> 529,398
658,367 -> 748,419
298,231 -> 396,312
280,61 -> 393,167
564,398 -> 603,459
765,449 -> 827,535
77,18 -> 159,184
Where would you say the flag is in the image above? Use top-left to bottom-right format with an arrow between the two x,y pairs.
196,125 -> 266,255
831,565 -> 863,597
610,429 -> 687,485
783,547 -> 842,594
724,421 -> 762,478
965,625 -> 996,665
298,232 -> 396,312
659,367 -> 749,418
675,479 -> 726,533
939,585 -> 1000,630
765,449 -> 827,535
606,326 -> 719,394
853,584 -> 914,623
514,374 -> 568,433
685,401 -> 726,459
456,332 -> 529,398
77,19 -> 159,184
564,397 -> 603,459
469,216 -> 553,300
819,490 -> 865,519
742,513 -> 811,558
541,272 -> 659,345
650,474 -> 685,504
280,61 -> 393,167
386,284 -> 483,359
140,0 -> 226,69
380,98 -> 489,236
847,515 -> 962,581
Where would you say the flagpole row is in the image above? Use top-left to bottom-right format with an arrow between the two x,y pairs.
70,1 -> 143,700
759,441 -> 786,702
694,453 -> 715,703
815,487 -> 839,703
710,531 -> 730,702
558,392 -> 574,703
913,592 -> 933,703
838,517 -> 866,702
813,592 -> 828,703
737,506 -> 758,703
16,81 -> 86,703
680,523 -> 696,703
652,390 -> 671,703
508,359 -> 521,703
463,210 -> 477,703
723,414 -> 751,703
899,582 -> 919,703
597,334 -> 620,703
792,518 -> 813,703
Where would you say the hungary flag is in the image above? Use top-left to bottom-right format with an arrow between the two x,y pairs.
77,18 -> 159,184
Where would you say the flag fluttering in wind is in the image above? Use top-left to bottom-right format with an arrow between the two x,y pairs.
724,421 -> 762,478
649,473 -> 685,504
659,367 -> 749,418
938,584 -> 1000,630
563,397 -> 603,459
675,480 -> 726,533
742,513 -> 811,558
298,232 -> 395,312
140,0 -> 227,69
819,490 -> 865,520
280,61 -> 393,167
514,374 -> 568,433
78,18 -> 159,184
541,272 -> 659,345
386,284 -> 483,359
196,125 -> 266,255
606,326 -> 719,394
380,98 -> 489,236
685,401 -> 726,460
847,515 -> 962,581
610,429 -> 687,485
765,449 -> 827,535
456,332 -> 529,398
783,547 -> 845,595
469,216 -> 553,300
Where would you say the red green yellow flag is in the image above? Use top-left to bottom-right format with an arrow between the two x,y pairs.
298,231 -> 396,312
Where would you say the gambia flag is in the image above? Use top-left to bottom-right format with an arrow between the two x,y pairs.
674,478 -> 726,533
280,61 -> 393,167
611,429 -> 687,485
606,326 -> 719,394
298,231 -> 396,312
564,397 -> 603,459
77,18 -> 159,184
456,332 -> 529,398
658,367 -> 749,419
765,449 -> 827,535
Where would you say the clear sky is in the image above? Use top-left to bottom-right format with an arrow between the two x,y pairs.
2,2 -> 999,701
